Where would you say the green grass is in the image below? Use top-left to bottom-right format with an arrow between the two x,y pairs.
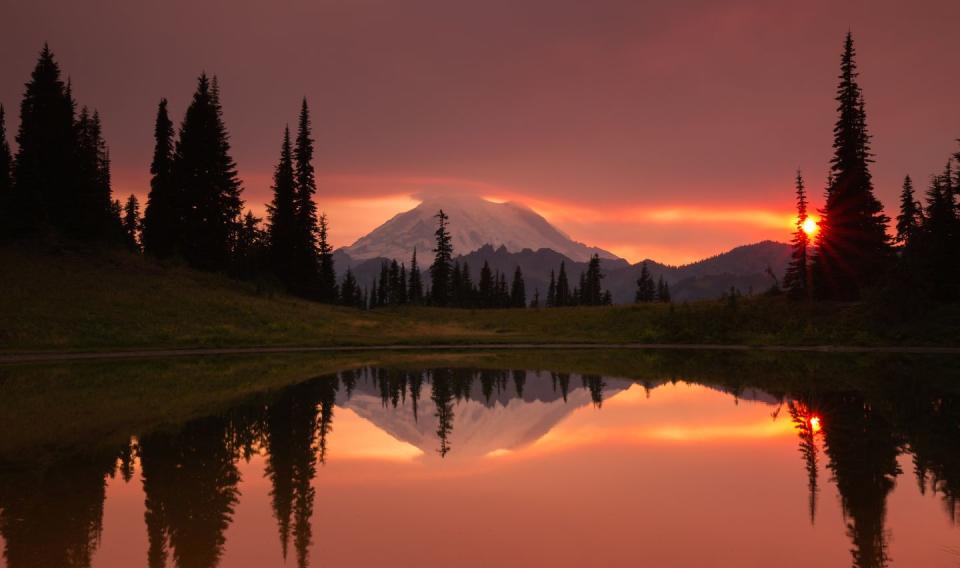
2,244 -> 958,352
3,348 -> 958,462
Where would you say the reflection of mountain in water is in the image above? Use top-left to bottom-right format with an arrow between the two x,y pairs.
337,369 -> 635,459
3,362 -> 960,568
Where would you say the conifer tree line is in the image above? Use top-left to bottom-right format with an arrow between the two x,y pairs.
0,45 -> 127,243
634,261 -> 670,303
0,45 -> 344,303
783,32 -> 960,306
543,255 -> 614,307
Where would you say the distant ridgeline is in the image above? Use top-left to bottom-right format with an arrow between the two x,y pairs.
1,33 -> 957,310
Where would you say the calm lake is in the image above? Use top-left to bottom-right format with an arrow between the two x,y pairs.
0,350 -> 958,567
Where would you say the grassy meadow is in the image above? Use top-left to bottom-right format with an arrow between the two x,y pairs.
2,244 -> 959,353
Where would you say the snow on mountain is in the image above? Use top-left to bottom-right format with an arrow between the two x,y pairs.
340,194 -> 620,263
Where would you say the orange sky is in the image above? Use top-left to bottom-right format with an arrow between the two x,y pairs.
4,0 -> 960,264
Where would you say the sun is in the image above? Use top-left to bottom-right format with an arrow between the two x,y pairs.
801,217 -> 819,236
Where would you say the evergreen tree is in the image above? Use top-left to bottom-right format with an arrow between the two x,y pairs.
510,266 -> 526,308
784,171 -> 812,299
142,99 -> 178,258
429,210 -> 453,306
408,247 -> 424,304
11,45 -> 77,235
450,261 -> 464,307
656,276 -> 671,303
459,262 -> 475,307
546,270 -> 556,307
399,263 -> 408,305
234,210 -> 267,278
377,261 -> 390,307
389,259 -> 406,305
73,108 -> 118,240
317,213 -> 336,302
581,254 -> 604,305
266,127 -> 299,290
531,288 -> 540,308
914,164 -> 960,301
0,105 -> 12,226
172,74 -> 243,271
368,279 -> 378,309
895,175 -> 921,247
810,33 -> 890,300
293,99 -> 321,298
635,261 -> 655,302
575,271 -> 586,306
602,290 -> 613,305
122,194 -> 141,251
555,262 -> 571,306
339,268 -> 362,308
497,271 -> 509,308
478,261 -> 494,307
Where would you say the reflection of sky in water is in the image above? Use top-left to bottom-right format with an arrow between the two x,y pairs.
2,373 -> 959,568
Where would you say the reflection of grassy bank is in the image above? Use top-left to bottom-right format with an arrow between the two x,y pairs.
2,247 -> 960,353
2,348 -> 958,462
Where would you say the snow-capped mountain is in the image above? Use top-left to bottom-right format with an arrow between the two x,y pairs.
341,194 -> 620,263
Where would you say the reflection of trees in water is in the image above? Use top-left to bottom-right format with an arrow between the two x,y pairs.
9,363 -> 960,568
817,393 -> 902,568
0,444 -> 126,568
582,374 -> 605,407
512,370 -> 526,397
139,415 -> 244,568
430,369 -> 455,458
551,372 -> 571,402
264,381 -> 318,566
788,400 -> 821,524
891,384 -> 960,524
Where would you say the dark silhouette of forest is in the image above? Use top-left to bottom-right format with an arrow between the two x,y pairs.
783,33 -> 959,308
3,33 -> 952,315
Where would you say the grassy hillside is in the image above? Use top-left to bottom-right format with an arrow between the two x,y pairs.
2,244 -> 958,352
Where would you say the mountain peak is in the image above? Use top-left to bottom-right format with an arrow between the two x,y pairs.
341,195 -> 621,262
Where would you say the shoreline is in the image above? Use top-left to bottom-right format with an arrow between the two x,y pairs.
3,342 -> 959,364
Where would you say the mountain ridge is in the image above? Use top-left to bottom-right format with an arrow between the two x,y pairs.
341,194 -> 621,263
334,195 -> 790,303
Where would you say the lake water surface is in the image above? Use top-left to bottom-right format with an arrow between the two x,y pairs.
0,352 -> 958,567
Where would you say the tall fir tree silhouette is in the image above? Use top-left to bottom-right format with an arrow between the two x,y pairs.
266,126 -> 300,290
73,108 -> 116,239
581,254 -> 604,305
142,99 -> 178,258
895,175 -> 920,247
635,261 -> 655,302
11,45 -> 76,235
510,266 -> 526,308
317,213 -> 337,302
293,99 -> 323,298
915,163 -> 960,300
122,194 -> 141,251
408,247 -> 424,304
784,171 -> 811,299
811,33 -> 890,300
555,261 -> 571,306
429,209 -> 453,306
172,74 -> 243,271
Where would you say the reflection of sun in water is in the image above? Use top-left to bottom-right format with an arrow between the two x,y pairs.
802,217 -> 819,236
